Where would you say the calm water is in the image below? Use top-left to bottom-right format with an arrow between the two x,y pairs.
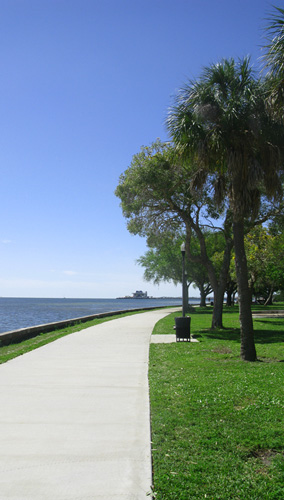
0,297 -> 200,334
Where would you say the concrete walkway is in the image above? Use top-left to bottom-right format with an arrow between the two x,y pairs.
0,307 -> 179,500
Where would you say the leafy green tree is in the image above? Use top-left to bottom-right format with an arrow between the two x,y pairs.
186,230 -> 214,306
137,231 -> 212,306
167,58 -> 284,360
115,141 -> 233,328
137,234 -> 192,309
137,235 -> 183,287
245,225 -> 284,304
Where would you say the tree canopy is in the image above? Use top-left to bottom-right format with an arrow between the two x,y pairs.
116,140 -> 234,328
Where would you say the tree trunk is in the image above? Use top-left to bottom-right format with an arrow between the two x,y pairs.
210,235 -> 233,328
200,287 -> 206,307
211,288 -> 224,328
264,287 -> 274,306
185,217 -> 232,329
185,283 -> 189,312
226,280 -> 237,306
233,219 -> 257,361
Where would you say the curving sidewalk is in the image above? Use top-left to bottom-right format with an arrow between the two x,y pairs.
0,307 -> 179,500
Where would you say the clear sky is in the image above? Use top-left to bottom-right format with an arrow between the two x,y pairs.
0,0 -> 274,298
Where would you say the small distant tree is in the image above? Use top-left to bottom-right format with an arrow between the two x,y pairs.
137,231 -> 213,307
245,225 -> 284,304
137,232 -> 191,289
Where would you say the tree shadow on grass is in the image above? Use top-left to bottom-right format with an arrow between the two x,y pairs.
200,326 -> 284,344
194,306 -> 240,315
254,327 -> 284,344
190,307 -> 213,315
200,328 -> 240,342
254,319 -> 284,327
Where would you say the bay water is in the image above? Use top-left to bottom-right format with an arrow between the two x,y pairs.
0,297 -> 200,334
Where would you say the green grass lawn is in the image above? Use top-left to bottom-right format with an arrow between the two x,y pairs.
1,304 -> 283,498
149,306 -> 284,499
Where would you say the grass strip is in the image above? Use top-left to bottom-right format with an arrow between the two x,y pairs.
149,306 -> 284,499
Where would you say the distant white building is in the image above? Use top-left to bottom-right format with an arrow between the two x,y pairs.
132,290 -> 148,298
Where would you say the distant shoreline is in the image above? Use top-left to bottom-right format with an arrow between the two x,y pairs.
116,296 -> 182,300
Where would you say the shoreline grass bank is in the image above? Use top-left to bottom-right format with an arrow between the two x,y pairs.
149,305 -> 284,499
0,308 -> 161,364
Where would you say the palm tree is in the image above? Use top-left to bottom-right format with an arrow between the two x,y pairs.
167,58 -> 284,361
262,6 -> 284,117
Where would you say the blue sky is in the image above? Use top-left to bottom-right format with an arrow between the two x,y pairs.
0,0 -> 274,298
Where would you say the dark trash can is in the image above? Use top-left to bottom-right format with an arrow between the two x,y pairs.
174,316 -> 191,342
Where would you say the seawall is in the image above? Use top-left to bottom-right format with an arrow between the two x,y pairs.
0,306 -> 171,346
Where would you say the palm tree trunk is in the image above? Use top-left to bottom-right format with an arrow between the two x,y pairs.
233,219 -> 257,361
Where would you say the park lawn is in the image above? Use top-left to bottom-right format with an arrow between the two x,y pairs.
149,306 -> 284,500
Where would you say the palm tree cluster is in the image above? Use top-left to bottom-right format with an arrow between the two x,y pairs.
116,6 -> 284,361
167,56 -> 284,360
166,7 -> 284,361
